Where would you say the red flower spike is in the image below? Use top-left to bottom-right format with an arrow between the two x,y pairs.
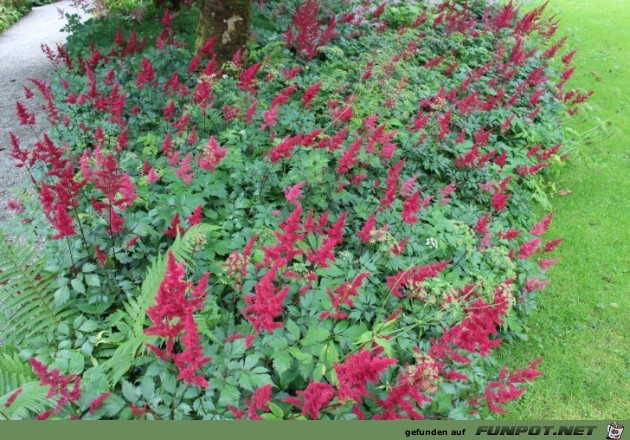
335,350 -> 397,403
302,81 -> 322,106
144,252 -> 211,387
530,214 -> 552,236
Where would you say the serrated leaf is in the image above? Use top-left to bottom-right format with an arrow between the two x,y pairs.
218,384 -> 240,406
161,373 -> 177,394
78,320 -> 98,333
121,380 -> 138,403
140,376 -> 155,400
85,274 -> 100,287
71,278 -> 85,294
301,327 -> 330,346
102,394 -> 126,417
272,351 -> 292,375
54,285 -> 70,307
82,263 -> 97,273
285,319 -> 300,341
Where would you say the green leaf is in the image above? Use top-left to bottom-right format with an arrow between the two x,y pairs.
55,349 -> 84,374
268,402 -> 284,418
218,384 -> 240,406
161,373 -> 177,394
102,394 -> 126,417
78,320 -> 98,333
373,337 -> 394,357
122,380 -> 138,403
140,376 -> 155,400
85,274 -> 100,287
54,286 -> 70,307
271,351 -> 292,375
285,319 -> 300,341
71,278 -> 85,294
301,327 -> 330,347
82,263 -> 97,273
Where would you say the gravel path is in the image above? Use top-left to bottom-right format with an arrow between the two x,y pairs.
0,1 -> 89,226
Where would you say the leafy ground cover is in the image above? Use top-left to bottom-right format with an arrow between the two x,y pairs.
0,0 -> 59,32
0,0 -> 591,419
497,0 -> 629,419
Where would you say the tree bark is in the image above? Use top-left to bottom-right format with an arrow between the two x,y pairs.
196,0 -> 252,66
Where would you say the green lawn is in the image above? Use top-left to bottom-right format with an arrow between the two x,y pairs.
497,0 -> 630,419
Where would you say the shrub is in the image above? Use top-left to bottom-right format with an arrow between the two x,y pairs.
1,0 -> 589,420
0,0 -> 30,32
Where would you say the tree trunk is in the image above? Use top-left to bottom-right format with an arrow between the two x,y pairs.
196,0 -> 252,66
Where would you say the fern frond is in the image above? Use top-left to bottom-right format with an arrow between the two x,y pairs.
0,350 -> 35,395
0,234 -> 73,346
170,223 -> 222,266
0,382 -> 50,420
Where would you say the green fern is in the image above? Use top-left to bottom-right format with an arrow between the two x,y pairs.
0,348 -> 51,420
0,349 -> 35,395
102,224 -> 220,385
0,234 -> 74,346
0,382 -> 50,420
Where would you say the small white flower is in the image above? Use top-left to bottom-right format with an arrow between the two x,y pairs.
425,237 -> 439,249
222,74 -> 228,79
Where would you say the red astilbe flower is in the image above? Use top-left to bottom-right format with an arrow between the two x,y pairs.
163,213 -> 185,238
284,0 -> 338,61
283,381 -> 336,419
432,283 -> 512,361
242,265 -> 289,334
302,81 -> 322,107
386,261 -> 451,298
89,392 -> 111,414
261,204 -> 305,266
321,272 -> 370,320
187,205 -> 204,227
198,136 -> 230,171
80,145 -> 137,210
230,384 -> 273,420
307,212 -> 348,268
518,238 -> 542,259
335,138 -> 362,174
543,237 -> 563,252
144,251 -> 212,387
335,350 -> 397,403
357,212 -> 377,243
530,213 -> 552,236
483,359 -> 543,414
401,190 -> 421,225
29,358 -> 82,417
136,58 -> 156,89
284,180 -> 306,206
16,101 -> 36,125
373,350 -> 448,420
176,153 -> 194,184
238,61 -> 263,93
381,159 -> 405,208
5,388 -> 23,408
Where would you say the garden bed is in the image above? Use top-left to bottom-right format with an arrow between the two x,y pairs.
0,0 -> 590,420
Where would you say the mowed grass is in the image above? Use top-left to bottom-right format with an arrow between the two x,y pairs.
496,0 -> 630,419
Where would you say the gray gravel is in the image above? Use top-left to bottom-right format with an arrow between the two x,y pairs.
0,1 -> 89,227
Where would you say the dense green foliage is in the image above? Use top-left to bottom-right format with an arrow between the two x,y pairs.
1,0 -> 590,420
